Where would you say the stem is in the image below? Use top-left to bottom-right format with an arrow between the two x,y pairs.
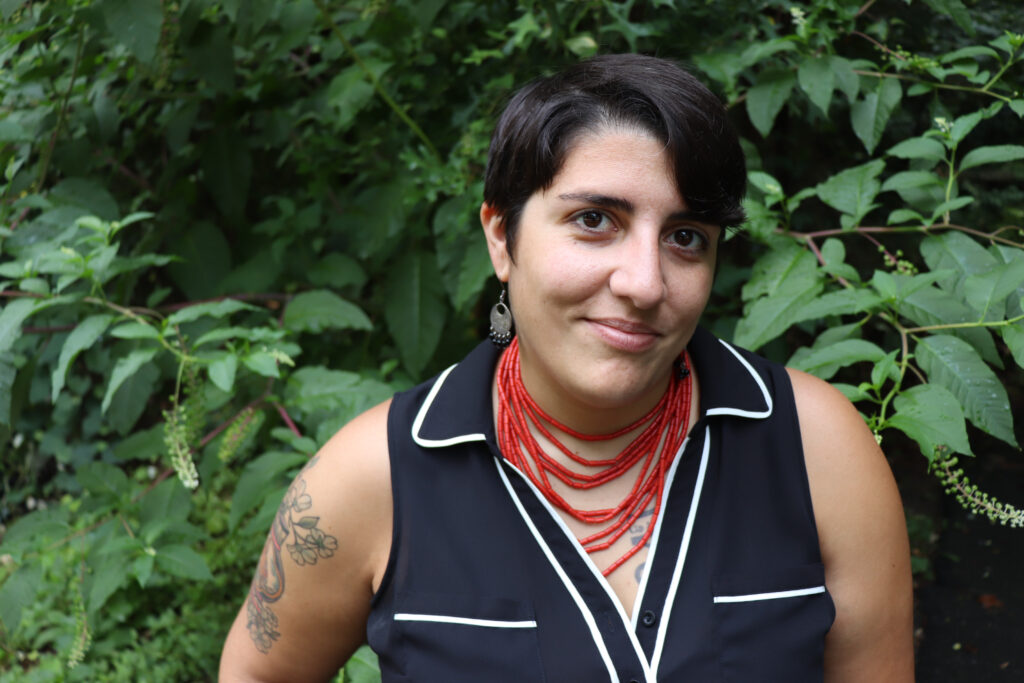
903,312 -> 1024,335
853,70 -> 1014,103
787,223 -> 1024,250
310,0 -> 440,159
273,401 -> 303,439
34,29 -> 85,194
944,145 -> 957,224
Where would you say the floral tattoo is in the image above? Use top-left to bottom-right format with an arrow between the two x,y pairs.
246,459 -> 338,653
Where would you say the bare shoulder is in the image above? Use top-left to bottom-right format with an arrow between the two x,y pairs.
786,368 -> 914,682
219,399 -> 393,683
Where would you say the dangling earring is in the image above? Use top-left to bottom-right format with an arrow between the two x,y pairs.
489,288 -> 514,348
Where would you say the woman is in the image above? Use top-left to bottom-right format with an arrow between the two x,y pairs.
220,54 -> 913,682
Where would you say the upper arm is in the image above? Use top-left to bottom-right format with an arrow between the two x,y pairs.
219,399 -> 393,683
787,368 -> 914,683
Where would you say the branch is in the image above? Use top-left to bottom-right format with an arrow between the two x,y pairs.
310,0 -> 440,159
34,29 -> 85,194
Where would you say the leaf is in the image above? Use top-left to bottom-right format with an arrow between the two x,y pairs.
155,544 -> 214,581
963,259 -> 1024,319
201,129 -> 252,220
106,360 -> 160,435
0,564 -> 42,632
140,478 -> 192,532
88,552 -> 131,614
788,339 -> 887,381
343,645 -> 381,683
296,515 -> 319,529
929,196 -> 975,223
887,384 -> 972,458
0,297 -> 38,353
0,359 -> 14,427
920,0 -> 973,34
284,290 -> 372,334
167,222 -> 231,300
108,321 -> 161,340
208,353 -> 238,392
851,77 -> 902,154
230,451 -> 307,530
308,253 -> 367,291
897,286 -> 1002,366
916,335 -> 1016,446
887,136 -> 947,162
50,314 -> 114,402
97,0 -> 164,63
101,347 -> 159,413
797,57 -> 834,115
733,272 -> 823,350
77,461 -> 130,501
383,251 -> 447,376
194,325 -> 285,347
831,56 -> 859,102
1002,324 -> 1024,368
920,232 -> 997,295
454,238 -> 493,311
941,46 -> 999,63
959,145 -> 1024,172
881,171 -> 943,194
815,159 -> 885,221
166,299 -> 261,326
1010,100 -> 1024,118
746,68 -> 797,137
795,288 -> 882,321
741,242 -> 819,301
242,350 -> 281,378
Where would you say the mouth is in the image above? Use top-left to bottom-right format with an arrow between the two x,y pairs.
585,318 -> 661,351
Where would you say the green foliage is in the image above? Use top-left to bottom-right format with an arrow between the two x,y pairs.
0,0 -> 1022,679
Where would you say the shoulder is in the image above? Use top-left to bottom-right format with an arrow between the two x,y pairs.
785,368 -> 914,682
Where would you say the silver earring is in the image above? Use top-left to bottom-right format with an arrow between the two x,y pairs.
489,288 -> 513,348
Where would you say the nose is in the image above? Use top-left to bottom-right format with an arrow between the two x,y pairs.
607,231 -> 666,309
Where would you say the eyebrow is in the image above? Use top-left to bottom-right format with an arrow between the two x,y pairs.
556,192 -> 697,223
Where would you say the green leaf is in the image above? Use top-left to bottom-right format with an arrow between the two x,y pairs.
887,384 -> 972,458
97,0 -> 164,63
788,339 -> 887,381
166,299 -> 262,326
796,288 -> 882,321
140,478 -> 191,533
851,77 -> 902,154
1010,100 -> 1024,118
916,335 -> 1016,446
815,159 -> 885,221
108,321 -> 161,340
242,350 -> 281,378
963,259 -> 1024,319
102,347 -> 159,413
741,242 -> 818,301
383,251 -> 446,376
949,104 -> 1003,144
167,222 -> 231,300
308,253 -> 367,291
194,325 -> 285,347
733,270 -> 823,351
230,451 -> 307,530
0,359 -> 14,427
88,551 -> 132,614
941,46 -> 999,63
0,564 -> 42,632
343,645 -> 381,683
454,238 -> 493,311
897,286 -> 1002,366
887,208 -> 927,225
77,461 -> 130,501
886,136 -> 947,162
920,0 -> 973,34
51,314 -> 114,402
881,171 -> 943,193
920,232 -> 997,295
201,129 -> 252,220
797,57 -> 834,115
1002,324 -> 1024,368
746,68 -> 797,137
929,196 -> 974,223
155,544 -> 214,581
0,297 -> 38,353
831,56 -> 859,102
107,360 -> 160,435
959,144 -> 1024,172
208,353 -> 238,392
284,290 -> 372,334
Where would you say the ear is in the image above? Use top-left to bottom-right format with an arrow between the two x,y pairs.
480,202 -> 511,282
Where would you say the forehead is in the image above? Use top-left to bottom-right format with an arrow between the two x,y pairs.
542,129 -> 684,207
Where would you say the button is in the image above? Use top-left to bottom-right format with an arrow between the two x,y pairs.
628,680 -> 640,683
641,609 -> 657,627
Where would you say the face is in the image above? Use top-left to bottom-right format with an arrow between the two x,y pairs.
482,129 -> 721,431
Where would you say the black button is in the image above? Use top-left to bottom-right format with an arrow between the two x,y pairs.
628,680 -> 640,683
641,609 -> 657,627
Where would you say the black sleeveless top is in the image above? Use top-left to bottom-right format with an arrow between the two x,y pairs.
367,327 -> 835,682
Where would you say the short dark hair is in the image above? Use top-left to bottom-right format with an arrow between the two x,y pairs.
483,53 -> 746,256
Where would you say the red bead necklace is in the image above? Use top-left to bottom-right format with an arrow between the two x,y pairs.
496,337 -> 693,576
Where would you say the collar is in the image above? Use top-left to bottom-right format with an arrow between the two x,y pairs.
411,326 -> 773,450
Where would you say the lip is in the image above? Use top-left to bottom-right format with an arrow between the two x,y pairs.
585,318 -> 661,352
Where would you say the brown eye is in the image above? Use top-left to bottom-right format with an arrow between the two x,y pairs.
580,211 -> 604,228
669,229 -> 707,251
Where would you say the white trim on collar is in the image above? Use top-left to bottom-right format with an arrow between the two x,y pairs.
411,363 -> 488,448
704,339 -> 773,419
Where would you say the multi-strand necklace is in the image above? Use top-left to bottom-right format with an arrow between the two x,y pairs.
496,337 -> 693,576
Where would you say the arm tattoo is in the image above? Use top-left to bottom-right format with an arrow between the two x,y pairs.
246,457 -> 339,653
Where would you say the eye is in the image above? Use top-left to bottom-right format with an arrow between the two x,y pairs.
572,210 -> 611,231
667,228 -> 708,252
